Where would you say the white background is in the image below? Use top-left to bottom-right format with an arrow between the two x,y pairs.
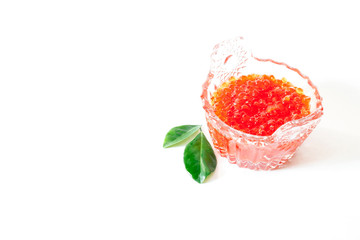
1,0 -> 360,239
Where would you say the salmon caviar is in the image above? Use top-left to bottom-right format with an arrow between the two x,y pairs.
211,74 -> 311,136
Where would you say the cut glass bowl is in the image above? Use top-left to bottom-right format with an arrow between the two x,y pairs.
201,37 -> 323,170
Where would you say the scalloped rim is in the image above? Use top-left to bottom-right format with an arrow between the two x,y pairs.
201,54 -> 324,142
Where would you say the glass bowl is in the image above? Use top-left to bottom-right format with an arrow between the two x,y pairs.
201,37 -> 323,170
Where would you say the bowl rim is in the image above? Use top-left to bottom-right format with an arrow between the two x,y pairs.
201,51 -> 324,142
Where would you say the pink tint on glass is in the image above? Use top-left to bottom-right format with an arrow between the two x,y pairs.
201,37 -> 323,170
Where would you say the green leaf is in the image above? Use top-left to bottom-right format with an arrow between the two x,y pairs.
183,131 -> 217,183
163,125 -> 201,148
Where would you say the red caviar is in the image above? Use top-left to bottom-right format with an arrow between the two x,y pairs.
211,74 -> 311,136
